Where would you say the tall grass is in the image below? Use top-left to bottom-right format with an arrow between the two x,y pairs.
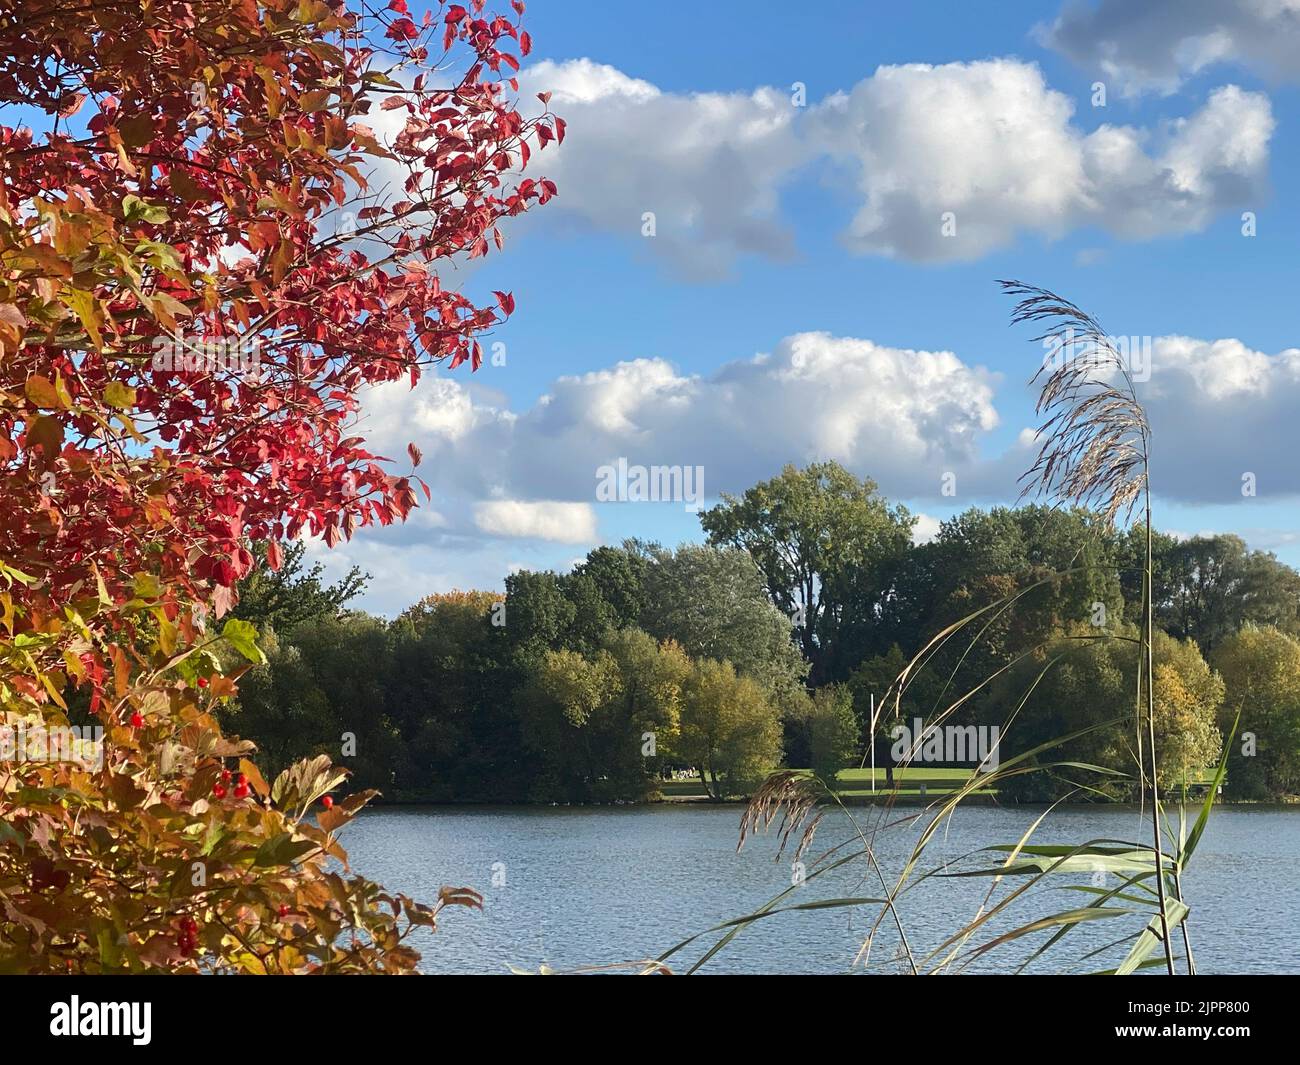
663,283 -> 1232,975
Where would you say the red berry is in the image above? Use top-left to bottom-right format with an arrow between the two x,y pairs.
278,905 -> 289,918
235,773 -> 246,786
197,677 -> 208,688
220,768 -> 232,783
212,784 -> 226,799
321,796 -> 334,809
233,782 -> 249,799
129,711 -> 143,728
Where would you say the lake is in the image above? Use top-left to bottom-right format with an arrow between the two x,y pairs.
340,804 -> 1300,975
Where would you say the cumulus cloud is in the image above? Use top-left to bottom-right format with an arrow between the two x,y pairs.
1043,0 -> 1300,95
473,500 -> 598,542
1137,336 -> 1300,502
357,328 -> 1300,514
808,65 -> 1272,260
358,332 -> 1003,506
911,513 -> 943,545
516,59 -> 803,279
514,57 -> 1271,269
328,329 -> 1300,611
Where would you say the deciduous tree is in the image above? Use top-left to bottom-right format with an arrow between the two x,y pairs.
0,0 -> 556,971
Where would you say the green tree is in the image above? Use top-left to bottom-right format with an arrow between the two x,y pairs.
881,506 -> 1124,728
994,626 -> 1223,801
806,684 -> 860,787
700,461 -> 913,684
1135,534 -> 1300,651
637,543 -> 807,709
520,629 -> 689,802
572,543 -> 649,629
388,591 -> 528,802
501,570 -> 577,655
230,613 -> 400,788
1213,626 -> 1300,799
675,659 -> 783,800
233,540 -> 367,634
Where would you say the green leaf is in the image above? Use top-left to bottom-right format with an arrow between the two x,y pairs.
944,844 -> 1160,878
1115,898 -> 1189,976
253,832 -> 318,867
122,194 -> 169,224
1181,710 -> 1239,865
221,618 -> 266,664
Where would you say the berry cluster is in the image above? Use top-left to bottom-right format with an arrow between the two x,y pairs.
176,915 -> 199,956
212,768 -> 250,800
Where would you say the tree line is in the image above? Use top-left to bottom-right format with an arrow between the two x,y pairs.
230,463 -> 1300,803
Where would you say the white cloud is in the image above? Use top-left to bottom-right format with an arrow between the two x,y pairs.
809,66 -> 1272,260
473,500 -> 598,543
360,331 -> 1002,506
517,59 -> 803,279
1136,335 -> 1300,502
359,326 -> 1300,513
1043,0 -> 1300,95
911,513 -> 943,545
515,58 -> 1271,268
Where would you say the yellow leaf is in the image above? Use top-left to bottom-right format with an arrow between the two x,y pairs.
157,617 -> 177,656
258,68 -> 282,118
63,649 -> 87,683
104,381 -> 137,409
62,288 -> 103,349
298,89 -> 331,112
238,758 -> 270,799
24,375 -> 60,409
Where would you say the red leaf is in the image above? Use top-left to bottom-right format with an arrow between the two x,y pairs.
386,17 -> 419,40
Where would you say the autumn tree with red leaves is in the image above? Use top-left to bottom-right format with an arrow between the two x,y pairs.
0,0 -> 559,972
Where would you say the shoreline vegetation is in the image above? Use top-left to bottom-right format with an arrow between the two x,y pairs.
361,777 -> 1300,807
227,463 -> 1300,812
358,793 -> 1297,807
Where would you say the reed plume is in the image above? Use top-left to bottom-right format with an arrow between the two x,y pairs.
1000,280 -> 1177,975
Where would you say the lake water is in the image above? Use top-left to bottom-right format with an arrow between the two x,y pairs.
340,804 -> 1300,975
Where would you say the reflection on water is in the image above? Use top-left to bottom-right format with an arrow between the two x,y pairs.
339,804 -> 1300,975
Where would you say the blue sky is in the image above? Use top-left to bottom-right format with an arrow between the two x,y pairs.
332,0 -> 1300,613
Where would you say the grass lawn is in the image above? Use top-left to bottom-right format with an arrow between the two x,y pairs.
658,765 -> 1221,803
658,766 -> 997,802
